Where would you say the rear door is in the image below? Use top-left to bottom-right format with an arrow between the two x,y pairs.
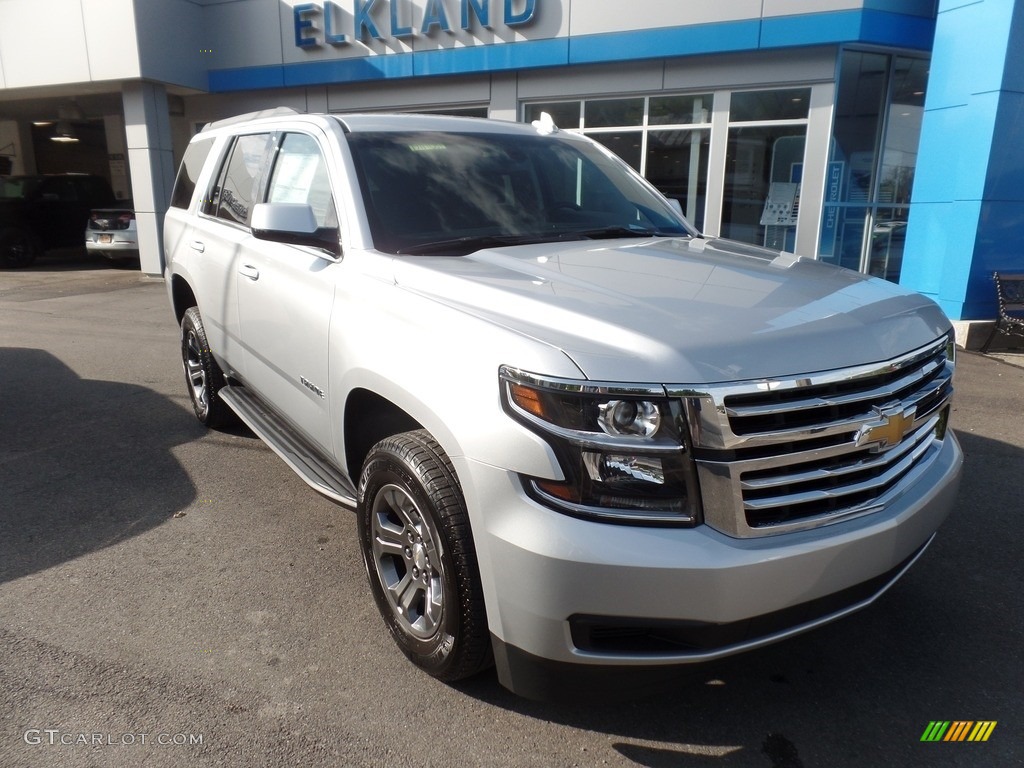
187,132 -> 275,379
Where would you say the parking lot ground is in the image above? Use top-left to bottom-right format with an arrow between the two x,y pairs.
0,261 -> 1021,767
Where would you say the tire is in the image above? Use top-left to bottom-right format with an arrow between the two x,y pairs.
180,306 -> 232,428
0,228 -> 40,267
358,430 -> 492,682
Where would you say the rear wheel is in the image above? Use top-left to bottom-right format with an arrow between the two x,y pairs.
0,228 -> 40,267
358,430 -> 492,681
180,307 -> 232,428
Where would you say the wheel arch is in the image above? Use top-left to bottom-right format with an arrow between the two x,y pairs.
169,274 -> 198,325
343,388 -> 424,482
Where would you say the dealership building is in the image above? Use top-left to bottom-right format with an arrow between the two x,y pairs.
0,0 -> 1020,342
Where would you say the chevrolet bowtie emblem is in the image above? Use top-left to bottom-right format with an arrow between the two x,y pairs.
855,406 -> 917,451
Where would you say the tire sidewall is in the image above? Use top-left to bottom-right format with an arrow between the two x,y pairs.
0,228 -> 39,267
358,452 -> 462,677
180,307 -> 229,427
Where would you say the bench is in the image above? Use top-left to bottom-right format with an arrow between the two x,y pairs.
981,272 -> 1024,352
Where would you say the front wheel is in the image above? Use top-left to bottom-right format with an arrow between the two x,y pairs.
0,228 -> 40,267
180,306 -> 232,428
358,430 -> 492,681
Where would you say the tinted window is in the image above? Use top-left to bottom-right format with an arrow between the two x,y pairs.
347,131 -> 690,255
214,133 -> 272,226
75,177 -> 112,205
266,133 -> 338,230
170,138 -> 215,210
39,178 -> 78,202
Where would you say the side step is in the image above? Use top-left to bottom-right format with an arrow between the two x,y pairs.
219,385 -> 357,508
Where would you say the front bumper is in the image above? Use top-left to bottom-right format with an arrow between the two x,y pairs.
455,432 -> 962,699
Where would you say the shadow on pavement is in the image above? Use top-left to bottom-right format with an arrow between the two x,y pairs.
0,347 -> 203,583
0,246 -> 109,272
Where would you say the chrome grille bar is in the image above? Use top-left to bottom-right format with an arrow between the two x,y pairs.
674,335 -> 955,538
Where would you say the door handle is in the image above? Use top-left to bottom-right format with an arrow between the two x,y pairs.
239,264 -> 260,281
189,240 -> 205,253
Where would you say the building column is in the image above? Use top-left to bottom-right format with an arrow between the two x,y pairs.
122,81 -> 176,276
901,0 -> 1024,329
103,113 -> 131,201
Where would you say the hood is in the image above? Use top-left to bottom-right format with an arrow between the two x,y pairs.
392,237 -> 950,384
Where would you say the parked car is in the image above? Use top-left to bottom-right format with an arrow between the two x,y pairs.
0,174 -> 117,266
164,110 -> 962,700
85,206 -> 139,264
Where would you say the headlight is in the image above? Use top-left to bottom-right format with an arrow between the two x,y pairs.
598,400 -> 661,437
500,366 -> 702,525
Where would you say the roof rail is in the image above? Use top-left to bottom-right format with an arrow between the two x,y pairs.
200,106 -> 302,133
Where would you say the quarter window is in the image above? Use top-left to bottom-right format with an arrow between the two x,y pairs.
170,138 -> 215,210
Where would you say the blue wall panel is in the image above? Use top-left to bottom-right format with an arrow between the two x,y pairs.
901,0 -> 1024,321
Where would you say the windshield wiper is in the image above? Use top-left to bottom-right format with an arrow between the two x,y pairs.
568,226 -> 673,240
396,226 -> 681,255
397,233 -> 562,256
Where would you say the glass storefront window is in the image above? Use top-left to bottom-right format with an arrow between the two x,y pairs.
879,56 -> 928,207
868,207 -> 909,282
718,88 -> 810,249
730,88 -> 811,122
820,50 -> 929,282
649,94 -> 712,126
523,101 -> 582,129
722,126 -> 806,248
819,204 -> 868,272
522,94 -> 714,229
584,98 -> 645,128
646,129 -> 710,230
589,132 -> 643,172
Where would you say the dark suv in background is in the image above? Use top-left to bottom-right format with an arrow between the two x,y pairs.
0,174 -> 116,266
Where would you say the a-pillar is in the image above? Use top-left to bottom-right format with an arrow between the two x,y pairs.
122,81 -> 175,276
901,0 -> 1024,334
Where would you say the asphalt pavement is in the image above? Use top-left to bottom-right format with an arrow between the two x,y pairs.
0,252 -> 1021,768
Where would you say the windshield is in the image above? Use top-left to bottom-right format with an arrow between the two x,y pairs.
346,130 -> 694,255
0,177 -> 41,201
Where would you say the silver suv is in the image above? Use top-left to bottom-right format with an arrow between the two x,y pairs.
164,109 -> 962,699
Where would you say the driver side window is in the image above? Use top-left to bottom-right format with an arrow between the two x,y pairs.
266,133 -> 339,231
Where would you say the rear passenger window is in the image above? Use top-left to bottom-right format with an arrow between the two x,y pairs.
170,138 -> 215,210
214,133 -> 272,227
266,133 -> 338,230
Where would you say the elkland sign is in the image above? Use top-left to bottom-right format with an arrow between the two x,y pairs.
294,0 -> 539,48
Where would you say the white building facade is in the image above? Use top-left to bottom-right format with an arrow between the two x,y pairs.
1,1 -> 1019,336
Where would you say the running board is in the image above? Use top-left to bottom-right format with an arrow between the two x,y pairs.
219,385 -> 357,508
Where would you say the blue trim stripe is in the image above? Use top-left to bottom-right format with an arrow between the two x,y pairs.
414,37 -> 568,76
569,20 -> 761,64
760,9 -> 935,50
284,55 -> 414,87
207,9 -> 936,93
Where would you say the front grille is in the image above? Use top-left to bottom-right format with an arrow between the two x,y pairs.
671,336 -> 954,537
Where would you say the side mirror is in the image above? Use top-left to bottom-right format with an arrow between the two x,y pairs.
666,198 -> 684,217
251,202 -> 341,257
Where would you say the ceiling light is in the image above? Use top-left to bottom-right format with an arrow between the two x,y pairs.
51,120 -> 79,143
